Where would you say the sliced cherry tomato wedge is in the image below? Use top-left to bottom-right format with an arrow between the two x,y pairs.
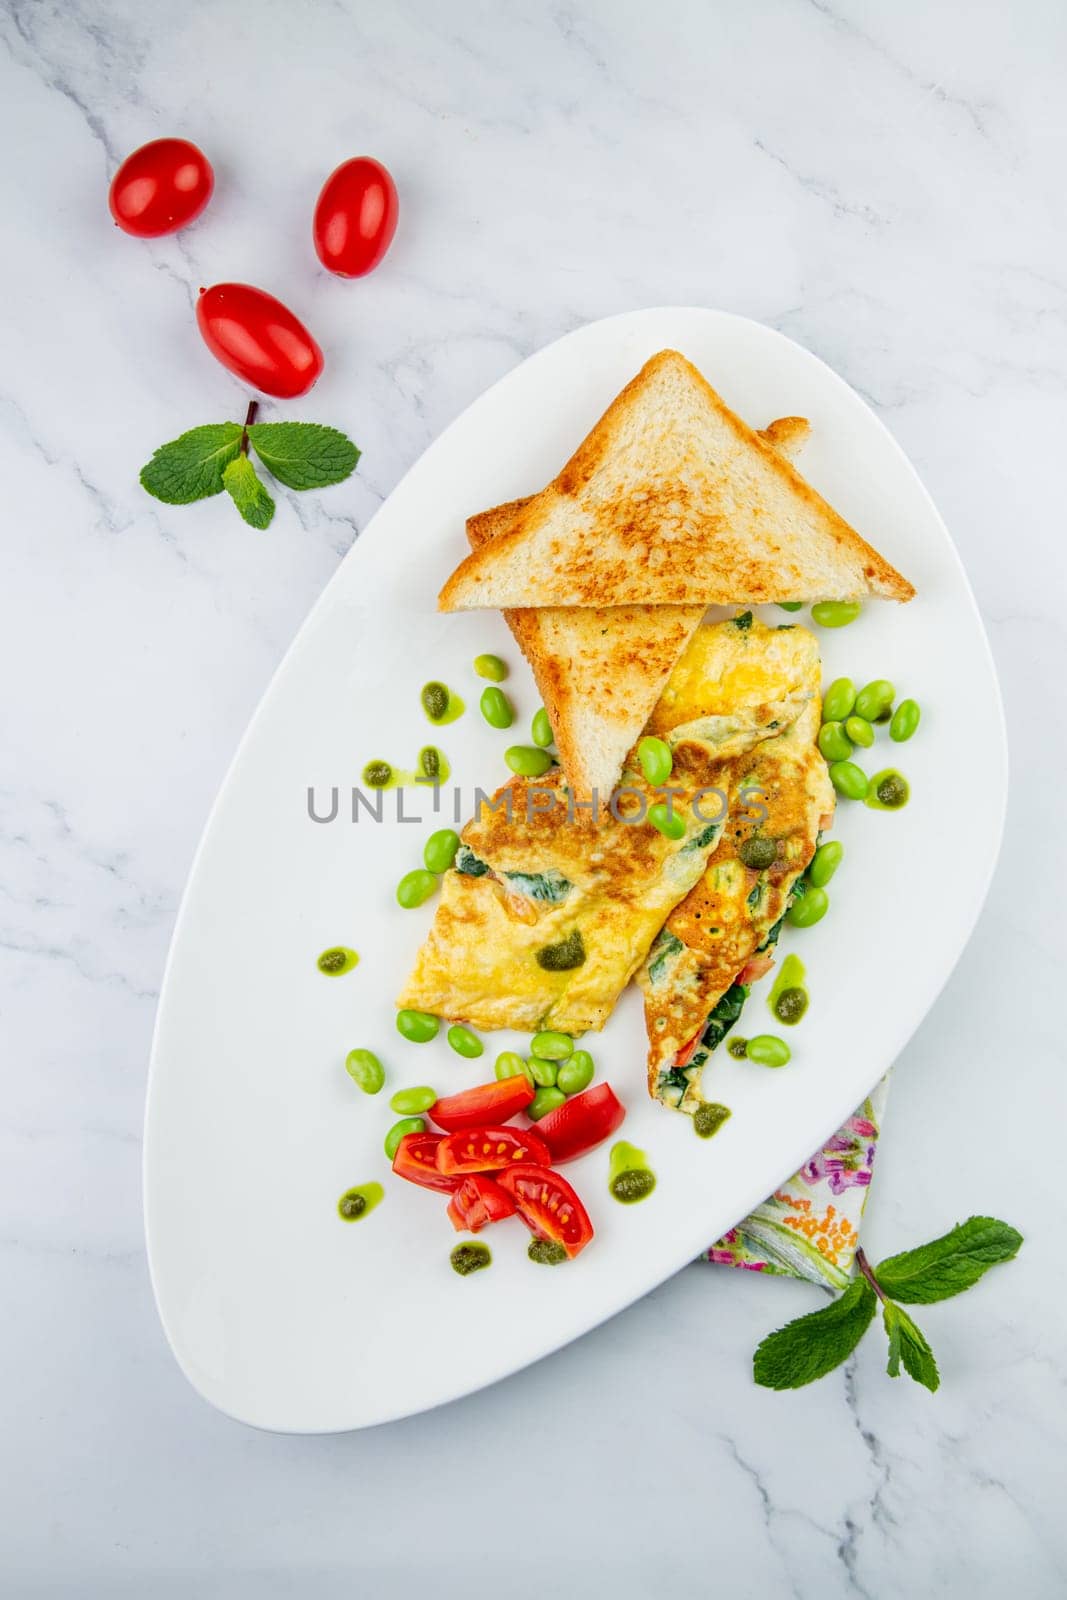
674,1029 -> 703,1070
447,1174 -> 517,1233
391,1132 -> 457,1193
496,1164 -> 594,1259
531,1083 -> 626,1164
428,1074 -> 534,1133
435,1124 -> 551,1176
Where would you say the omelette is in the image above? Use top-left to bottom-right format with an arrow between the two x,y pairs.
637,683 -> 834,1113
398,613 -> 823,1039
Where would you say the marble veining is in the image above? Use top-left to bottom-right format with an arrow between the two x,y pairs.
1,1 -> 1064,1595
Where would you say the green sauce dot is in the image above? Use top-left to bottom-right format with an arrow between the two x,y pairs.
450,1242 -> 492,1276
363,760 -> 392,788
693,1102 -> 732,1139
774,987 -> 809,1025
317,946 -> 359,976
610,1168 -> 657,1204
528,1238 -> 568,1266
727,1037 -> 749,1059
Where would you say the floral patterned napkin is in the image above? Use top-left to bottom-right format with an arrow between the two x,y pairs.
703,1076 -> 891,1289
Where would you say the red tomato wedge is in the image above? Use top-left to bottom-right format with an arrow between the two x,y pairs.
428,1075 -> 534,1133
447,1174 -> 517,1234
435,1125 -> 552,1176
496,1164 -> 594,1259
391,1132 -> 457,1193
531,1084 -> 626,1164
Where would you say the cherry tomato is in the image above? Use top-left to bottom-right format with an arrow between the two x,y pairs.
313,157 -> 399,278
428,1074 -> 534,1133
391,1133 -> 457,1193
496,1164 -> 594,1259
195,283 -> 324,398
109,138 -> 214,238
531,1084 -> 626,1164
435,1125 -> 552,1177
447,1174 -> 517,1233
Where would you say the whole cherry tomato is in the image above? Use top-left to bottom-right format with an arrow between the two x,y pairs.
195,283 -> 324,398
109,138 -> 214,237
313,157 -> 399,278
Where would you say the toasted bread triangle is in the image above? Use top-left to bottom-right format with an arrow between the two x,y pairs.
466,416 -> 812,800
443,351 -> 914,611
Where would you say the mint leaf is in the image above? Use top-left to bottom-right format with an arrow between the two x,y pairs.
246,422 -> 360,491
875,1216 -> 1022,1305
883,1301 -> 940,1392
222,456 -> 275,529
140,423 -> 244,504
753,1275 -> 876,1390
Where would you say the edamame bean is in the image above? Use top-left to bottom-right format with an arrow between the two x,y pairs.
890,698 -> 920,743
637,735 -> 673,787
528,1055 -> 559,1087
423,828 -> 460,874
396,869 -> 438,909
557,1049 -> 595,1095
530,1030 -> 573,1061
384,1116 -> 425,1159
844,715 -> 874,748
829,760 -> 869,801
746,1034 -> 791,1068
505,745 -> 554,778
818,721 -> 853,763
474,653 -> 508,682
808,840 -> 843,888
495,1050 -> 529,1084
821,678 -> 856,723
811,600 -> 862,628
787,886 -> 829,928
528,1086 -> 567,1120
345,1048 -> 385,1095
389,1085 -> 437,1115
531,707 -> 554,748
648,802 -> 686,840
396,1009 -> 439,1044
739,835 -> 777,870
854,679 -> 895,722
447,1024 -> 484,1059
480,686 -> 514,729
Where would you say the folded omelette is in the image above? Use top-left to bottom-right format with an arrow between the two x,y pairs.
398,614 -> 826,1041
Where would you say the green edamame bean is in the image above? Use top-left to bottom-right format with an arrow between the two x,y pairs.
746,1034 -> 792,1068
396,1009 -> 440,1044
494,1050 -> 529,1084
557,1049 -> 594,1096
396,869 -> 439,909
531,707 -> 554,748
528,1055 -> 559,1088
821,678 -> 856,724
829,760 -> 869,801
637,736 -> 673,787
530,1030 -> 573,1061
844,715 -> 874,748
447,1024 -> 484,1059
505,745 -> 554,778
811,600 -> 862,629
474,653 -> 508,682
345,1048 -> 385,1095
648,802 -> 686,840
528,1086 -> 567,1120
480,686 -> 514,729
384,1116 -> 425,1159
890,698 -> 920,743
788,886 -> 829,928
389,1085 -> 437,1115
808,840 -> 843,888
818,721 -> 853,763
423,828 -> 460,874
854,679 -> 895,722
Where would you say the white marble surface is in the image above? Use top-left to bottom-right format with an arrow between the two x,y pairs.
2,0 -> 1065,1593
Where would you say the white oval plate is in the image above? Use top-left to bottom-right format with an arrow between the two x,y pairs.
144,308 -> 1006,1432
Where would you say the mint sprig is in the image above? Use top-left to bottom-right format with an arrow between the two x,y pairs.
140,403 -> 360,530
753,1216 -> 1021,1393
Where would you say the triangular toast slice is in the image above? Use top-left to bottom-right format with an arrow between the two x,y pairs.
442,351 -> 913,610
466,415 -> 813,799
